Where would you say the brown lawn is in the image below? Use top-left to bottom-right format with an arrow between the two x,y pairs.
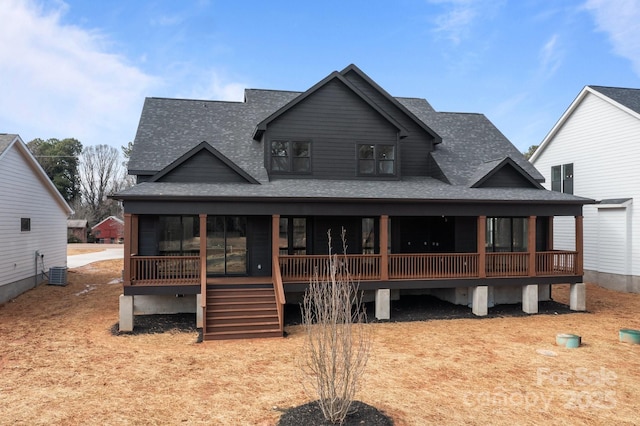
1,259 -> 639,425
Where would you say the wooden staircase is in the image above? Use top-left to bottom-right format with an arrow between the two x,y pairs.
204,285 -> 283,340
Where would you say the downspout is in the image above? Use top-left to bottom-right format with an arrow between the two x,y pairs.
34,250 -> 39,288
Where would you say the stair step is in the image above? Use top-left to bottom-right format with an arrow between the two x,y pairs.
204,329 -> 283,341
207,314 -> 279,325
207,296 -> 275,303
206,321 -> 280,332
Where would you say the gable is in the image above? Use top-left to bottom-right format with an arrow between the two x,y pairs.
151,142 -> 258,184
472,158 -> 543,189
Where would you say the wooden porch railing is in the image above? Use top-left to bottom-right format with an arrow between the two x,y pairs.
129,255 -> 200,285
126,251 -> 578,286
485,252 -> 529,277
279,254 -> 381,281
272,255 -> 286,330
389,253 -> 479,279
535,251 -> 577,276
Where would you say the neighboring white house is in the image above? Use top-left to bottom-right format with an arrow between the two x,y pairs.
530,86 -> 640,293
0,134 -> 73,303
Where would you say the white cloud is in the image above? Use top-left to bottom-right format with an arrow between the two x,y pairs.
428,0 -> 504,44
584,0 -> 640,76
177,69 -> 248,102
0,0 -> 157,147
538,34 -> 563,78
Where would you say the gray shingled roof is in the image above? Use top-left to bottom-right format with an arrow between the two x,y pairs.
590,86 -> 640,115
116,177 -> 590,203
121,70 -> 585,204
0,133 -> 18,156
127,91 -> 300,182
397,98 -> 544,186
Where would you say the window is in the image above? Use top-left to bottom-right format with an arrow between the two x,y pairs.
158,216 -> 200,256
358,144 -> 395,176
270,140 -> 311,173
551,163 -> 573,194
21,218 -> 31,232
279,217 -> 307,255
485,217 -> 528,252
551,166 -> 561,192
362,218 -> 375,254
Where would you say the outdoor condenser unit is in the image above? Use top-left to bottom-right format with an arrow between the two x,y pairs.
48,267 -> 67,286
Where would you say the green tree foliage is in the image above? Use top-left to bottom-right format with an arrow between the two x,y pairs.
523,144 -> 539,160
121,141 -> 133,160
27,138 -> 83,203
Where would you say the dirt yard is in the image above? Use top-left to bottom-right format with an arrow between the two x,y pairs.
1,259 -> 639,425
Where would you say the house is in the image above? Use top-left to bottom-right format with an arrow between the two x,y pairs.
114,65 -> 592,340
91,216 -> 124,244
0,134 -> 73,304
67,219 -> 88,243
530,85 -> 640,293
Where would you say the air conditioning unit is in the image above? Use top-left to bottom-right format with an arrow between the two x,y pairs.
49,267 -> 67,286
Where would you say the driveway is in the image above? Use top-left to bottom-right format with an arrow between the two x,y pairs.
67,245 -> 124,268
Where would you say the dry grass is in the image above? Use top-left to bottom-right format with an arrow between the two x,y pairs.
1,259 -> 639,425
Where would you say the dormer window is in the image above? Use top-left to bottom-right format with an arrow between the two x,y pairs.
271,140 -> 311,173
358,144 -> 395,176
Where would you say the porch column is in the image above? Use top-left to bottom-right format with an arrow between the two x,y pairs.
380,215 -> 389,280
575,215 -> 584,275
272,215 -> 280,259
123,214 -> 132,286
123,214 -> 138,286
477,216 -> 486,278
522,284 -> 539,314
199,214 -> 207,309
528,216 -> 536,277
472,286 -> 488,316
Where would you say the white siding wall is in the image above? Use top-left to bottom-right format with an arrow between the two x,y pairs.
0,144 -> 68,288
533,92 -> 640,277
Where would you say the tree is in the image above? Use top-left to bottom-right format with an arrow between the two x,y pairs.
27,138 -> 83,203
299,229 -> 371,424
121,141 -> 133,160
523,144 -> 539,160
79,144 -> 130,223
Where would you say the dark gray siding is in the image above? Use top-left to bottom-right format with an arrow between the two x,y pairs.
265,79 -> 399,180
247,216 -> 271,276
479,166 -> 538,188
158,150 -> 249,183
454,216 -> 477,252
138,216 -> 158,255
311,217 -> 361,254
343,70 -> 436,177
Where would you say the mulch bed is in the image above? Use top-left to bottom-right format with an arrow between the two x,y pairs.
277,400 -> 393,426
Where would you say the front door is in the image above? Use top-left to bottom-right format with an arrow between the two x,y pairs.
206,216 -> 247,275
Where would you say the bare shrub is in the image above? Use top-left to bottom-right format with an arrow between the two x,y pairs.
299,228 -> 371,424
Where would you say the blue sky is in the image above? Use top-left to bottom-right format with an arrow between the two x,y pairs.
1,0 -> 639,154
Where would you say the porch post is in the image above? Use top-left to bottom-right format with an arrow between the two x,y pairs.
380,215 -> 389,280
272,214 -> 280,260
477,216 -> 486,278
199,214 -> 207,309
528,216 -> 536,277
123,213 -> 136,286
575,215 -> 583,275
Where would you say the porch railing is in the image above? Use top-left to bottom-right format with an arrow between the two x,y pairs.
129,255 -> 200,285
536,251 -> 577,276
485,252 -> 529,277
389,253 -> 479,279
127,251 -> 578,286
279,254 -> 381,281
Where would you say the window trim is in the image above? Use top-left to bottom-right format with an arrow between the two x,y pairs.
357,143 -> 397,177
269,139 -> 312,174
